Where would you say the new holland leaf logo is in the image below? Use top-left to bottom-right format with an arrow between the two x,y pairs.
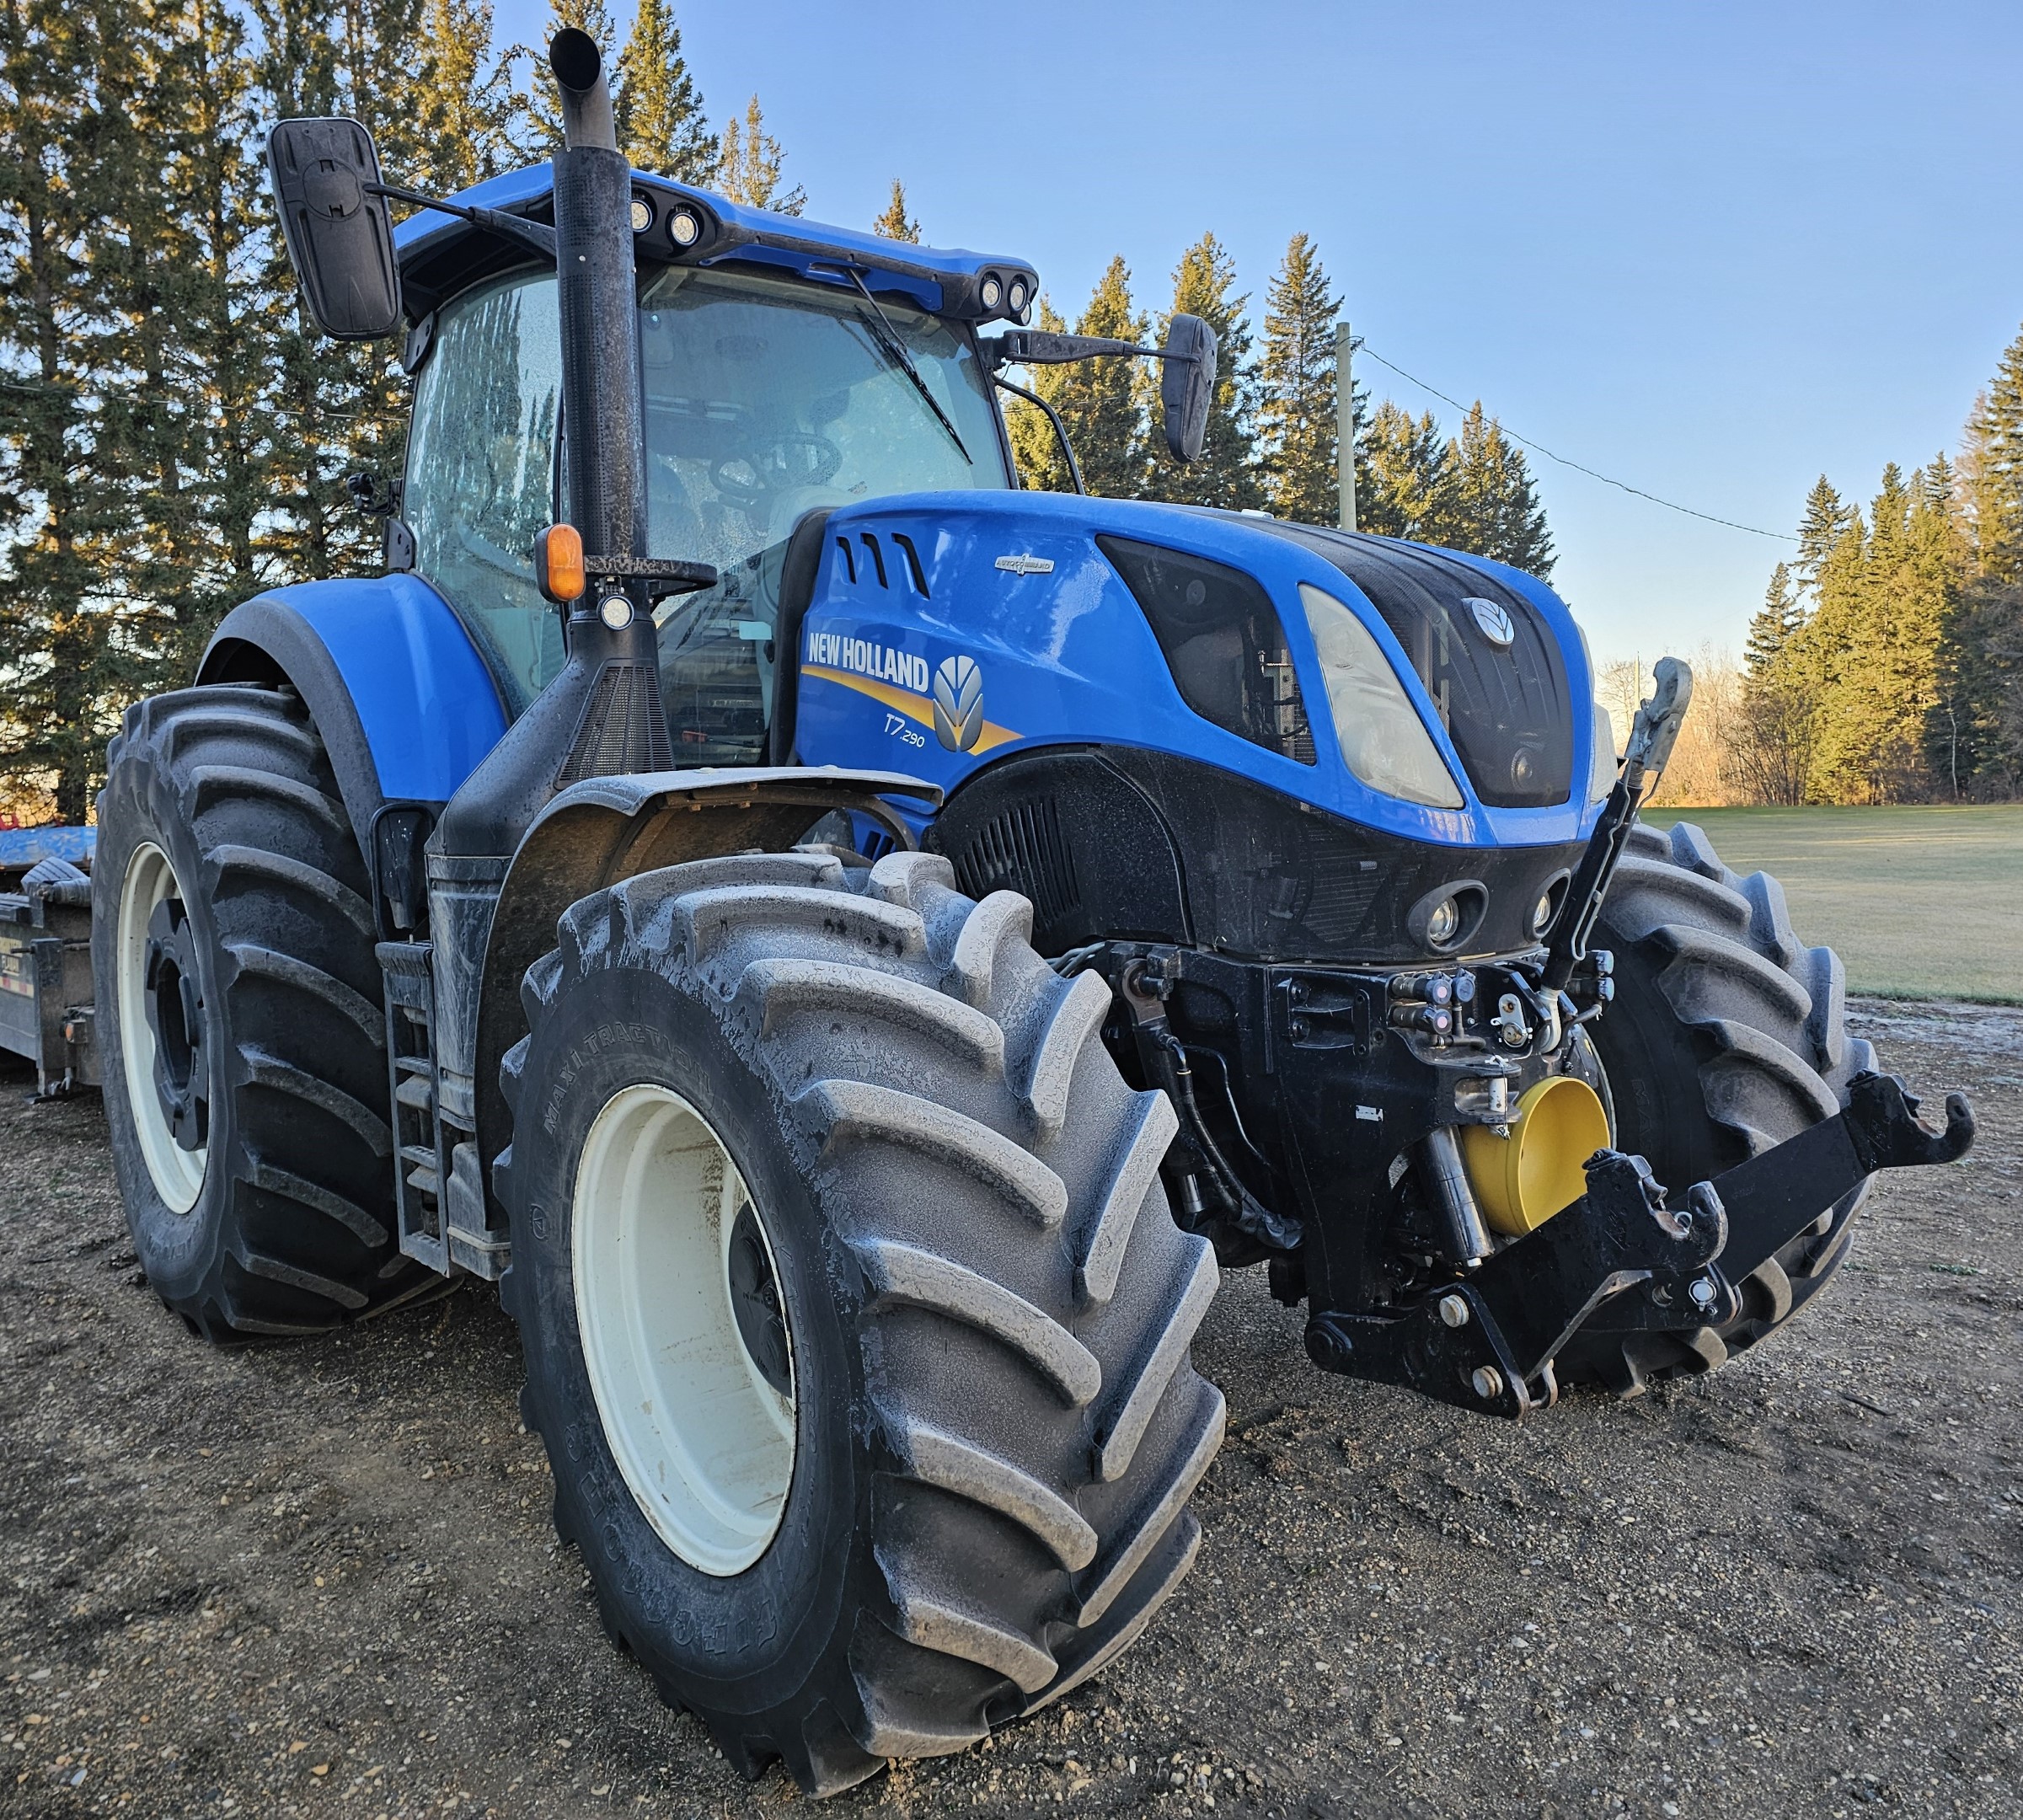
932,655 -> 985,752
993,554 -> 1055,576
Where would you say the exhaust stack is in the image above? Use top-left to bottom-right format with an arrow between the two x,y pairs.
549,27 -> 645,566
434,24 -> 671,867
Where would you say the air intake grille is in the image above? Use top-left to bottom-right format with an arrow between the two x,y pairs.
555,662 -> 675,786
952,797 -> 1080,929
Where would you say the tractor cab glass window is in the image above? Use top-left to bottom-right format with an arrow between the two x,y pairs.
404,272 -> 564,712
638,265 -> 1008,763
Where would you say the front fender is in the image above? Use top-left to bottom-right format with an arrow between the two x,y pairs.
471,766 -> 941,1223
198,576 -> 510,858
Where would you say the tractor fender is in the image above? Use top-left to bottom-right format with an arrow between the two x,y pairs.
196,577 -> 511,859
469,766 -> 942,1220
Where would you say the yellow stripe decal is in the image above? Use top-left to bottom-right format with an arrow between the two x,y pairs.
801,664 -> 1021,754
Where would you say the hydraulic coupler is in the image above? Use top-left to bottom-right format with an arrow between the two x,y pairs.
1304,1072 -> 1974,1420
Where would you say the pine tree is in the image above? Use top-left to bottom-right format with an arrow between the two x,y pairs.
717,94 -> 804,215
410,0 -> 522,195
1140,232 -> 1262,510
1257,233 -> 1339,526
614,0 -> 711,183
870,179 -> 919,243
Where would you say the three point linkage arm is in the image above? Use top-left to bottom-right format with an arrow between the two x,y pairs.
1307,1071 -> 1974,1421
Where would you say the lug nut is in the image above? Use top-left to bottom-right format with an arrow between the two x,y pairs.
1471,1365 -> 1504,1400
1438,1293 -> 1469,1328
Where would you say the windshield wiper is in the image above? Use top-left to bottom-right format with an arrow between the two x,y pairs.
836,266 -> 972,467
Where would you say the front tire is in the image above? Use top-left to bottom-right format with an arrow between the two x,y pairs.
496,850 -> 1224,1794
1561,820 -> 1876,1391
93,684 -> 419,1337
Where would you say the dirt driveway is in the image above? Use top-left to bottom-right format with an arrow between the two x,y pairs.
3,998 -> 2017,1819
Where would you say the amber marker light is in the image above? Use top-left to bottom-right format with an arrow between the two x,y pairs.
536,523 -> 586,603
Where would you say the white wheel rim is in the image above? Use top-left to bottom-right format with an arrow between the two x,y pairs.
572,1084 -> 796,1576
116,842 -> 207,1213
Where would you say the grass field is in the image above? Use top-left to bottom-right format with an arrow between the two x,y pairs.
1640,804 -> 2020,1004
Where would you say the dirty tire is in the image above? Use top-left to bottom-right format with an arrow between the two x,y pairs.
93,683 -> 420,1338
495,850 -> 1223,1796
1560,820 -> 1876,1393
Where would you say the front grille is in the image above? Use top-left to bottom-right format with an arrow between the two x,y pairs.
1266,525 -> 1575,808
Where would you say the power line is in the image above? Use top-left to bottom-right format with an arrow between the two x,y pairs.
1355,343 -> 1797,543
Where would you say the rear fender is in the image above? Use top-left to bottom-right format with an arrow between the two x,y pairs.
197,577 -> 511,866
472,766 -> 941,1218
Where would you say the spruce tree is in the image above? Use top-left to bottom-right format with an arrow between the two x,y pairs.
614,0 -> 712,184
870,179 -> 919,243
1745,564 -> 1801,675
1793,475 -> 1852,605
1355,402 -> 1451,542
1442,402 -> 1553,575
1963,325 -> 2023,582
1140,232 -> 1262,510
111,0 -> 283,681
0,0 -> 127,819
1257,233 -> 1339,526
717,95 -> 804,215
1052,259 -> 1148,500
1733,565 -> 1812,806
517,0 -> 617,152
411,0 -> 523,195
1003,296 -> 1072,490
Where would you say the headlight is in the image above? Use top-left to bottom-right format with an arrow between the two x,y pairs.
1588,700 -> 1618,801
1298,584 -> 1464,809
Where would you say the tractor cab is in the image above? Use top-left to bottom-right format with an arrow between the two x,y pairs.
392,169 -> 1030,751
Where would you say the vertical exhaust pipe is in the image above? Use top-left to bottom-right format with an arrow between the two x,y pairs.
435,26 -> 671,870
548,27 -> 645,562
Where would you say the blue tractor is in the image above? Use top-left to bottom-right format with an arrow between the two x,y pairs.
90,32 -> 1972,1795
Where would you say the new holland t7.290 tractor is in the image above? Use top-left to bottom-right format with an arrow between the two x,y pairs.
86,32 -> 1972,1794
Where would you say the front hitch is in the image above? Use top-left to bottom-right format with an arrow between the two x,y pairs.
1305,1071 -> 1974,1420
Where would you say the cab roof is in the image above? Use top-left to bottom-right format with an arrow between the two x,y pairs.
392,163 -> 1038,326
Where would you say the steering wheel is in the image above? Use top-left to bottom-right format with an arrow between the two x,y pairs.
710,432 -> 843,507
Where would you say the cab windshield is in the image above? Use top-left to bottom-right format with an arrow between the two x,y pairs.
403,264 -> 1009,725
642,265 -> 1008,761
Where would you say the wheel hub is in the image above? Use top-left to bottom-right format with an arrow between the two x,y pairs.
142,897 -> 208,1151
573,1083 -> 797,1576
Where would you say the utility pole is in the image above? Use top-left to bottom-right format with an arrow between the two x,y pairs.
1335,319 -> 1357,532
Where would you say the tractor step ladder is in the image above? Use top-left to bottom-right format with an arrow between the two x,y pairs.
377,941 -> 510,1280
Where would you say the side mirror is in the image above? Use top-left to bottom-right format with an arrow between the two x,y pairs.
266,117 -> 403,340
1160,313 -> 1218,463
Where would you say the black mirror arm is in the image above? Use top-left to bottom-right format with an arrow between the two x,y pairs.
367,182 -> 558,261
990,374 -> 1084,496
982,330 -> 1170,369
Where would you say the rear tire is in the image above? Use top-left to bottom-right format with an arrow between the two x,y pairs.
93,684 -> 420,1337
496,850 -> 1223,1795
1560,820 -> 1876,1392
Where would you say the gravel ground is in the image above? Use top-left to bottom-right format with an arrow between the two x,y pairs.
3,998 -> 2017,1819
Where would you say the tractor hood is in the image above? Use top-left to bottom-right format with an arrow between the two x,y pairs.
783,492 -> 1609,855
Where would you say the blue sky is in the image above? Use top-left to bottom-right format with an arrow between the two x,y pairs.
498,0 -> 2023,663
